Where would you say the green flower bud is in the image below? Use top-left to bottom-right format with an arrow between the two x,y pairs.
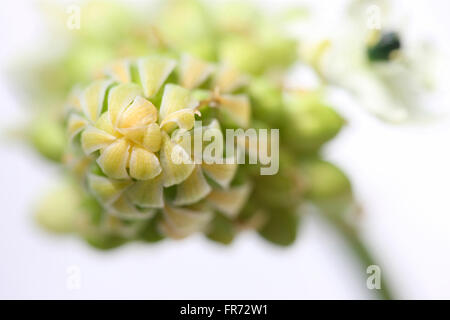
34,179 -> 79,233
63,44 -> 115,86
183,40 -> 217,62
256,24 -> 298,70
83,233 -> 127,251
258,207 -> 299,247
76,194 -> 145,249
75,0 -> 137,44
248,78 -> 284,126
215,2 -> 262,33
205,213 -> 236,245
220,37 -> 267,75
300,159 -> 356,219
284,91 -> 345,153
238,150 -> 303,246
216,2 -> 297,74
301,159 -> 351,200
30,114 -> 66,162
138,212 -> 165,243
156,0 -> 213,52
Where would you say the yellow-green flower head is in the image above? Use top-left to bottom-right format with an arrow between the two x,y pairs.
65,54 -> 252,239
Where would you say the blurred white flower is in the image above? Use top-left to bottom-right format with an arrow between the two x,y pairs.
291,0 -> 448,122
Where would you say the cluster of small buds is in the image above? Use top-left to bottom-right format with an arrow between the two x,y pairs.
64,54 -> 252,241
28,0 -> 356,250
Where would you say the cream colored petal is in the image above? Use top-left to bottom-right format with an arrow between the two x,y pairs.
218,94 -> 251,128
67,114 -> 88,141
214,64 -> 248,93
126,174 -> 164,208
142,123 -> 162,153
159,205 -> 212,239
170,128 -> 193,155
87,174 -> 132,205
207,184 -> 252,218
81,80 -> 113,122
159,84 -> 198,121
201,119 -> 224,162
94,112 -> 117,136
119,127 -> 146,145
109,195 -> 155,220
160,132 -> 194,187
106,59 -> 132,83
137,56 -> 176,97
174,166 -> 212,206
202,160 -> 238,188
96,139 -> 129,179
108,83 -> 143,128
179,54 -> 215,89
117,96 -> 157,130
159,109 -> 196,133
200,119 -> 237,187
81,126 -> 117,154
129,147 -> 162,180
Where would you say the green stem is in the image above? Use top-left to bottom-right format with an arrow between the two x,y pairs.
319,211 -> 395,300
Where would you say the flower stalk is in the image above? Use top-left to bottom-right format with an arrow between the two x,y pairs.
319,209 -> 395,300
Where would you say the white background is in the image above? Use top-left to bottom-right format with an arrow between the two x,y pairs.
0,0 -> 449,299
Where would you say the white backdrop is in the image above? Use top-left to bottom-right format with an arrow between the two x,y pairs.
0,0 -> 449,299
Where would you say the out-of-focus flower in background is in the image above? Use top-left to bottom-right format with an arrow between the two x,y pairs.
291,0 -> 448,122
